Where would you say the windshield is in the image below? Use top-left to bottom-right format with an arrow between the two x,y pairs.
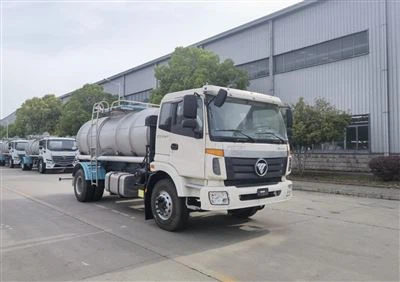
15,142 -> 27,151
47,139 -> 77,151
207,96 -> 287,144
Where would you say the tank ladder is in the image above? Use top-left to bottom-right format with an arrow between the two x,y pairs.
89,101 -> 109,186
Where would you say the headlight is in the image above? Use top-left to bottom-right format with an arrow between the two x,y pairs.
208,191 -> 229,205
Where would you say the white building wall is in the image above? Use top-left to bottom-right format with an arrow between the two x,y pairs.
273,0 -> 390,153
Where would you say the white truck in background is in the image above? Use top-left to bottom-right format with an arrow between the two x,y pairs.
22,137 -> 78,173
1,139 -> 28,168
71,85 -> 293,231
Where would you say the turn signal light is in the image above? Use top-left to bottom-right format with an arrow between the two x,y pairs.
205,148 -> 224,157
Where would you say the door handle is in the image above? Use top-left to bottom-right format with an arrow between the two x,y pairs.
171,143 -> 179,150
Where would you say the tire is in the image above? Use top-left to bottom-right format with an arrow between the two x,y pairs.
151,179 -> 189,231
21,162 -> 27,171
92,181 -> 104,201
73,169 -> 94,202
9,159 -> 14,168
38,159 -> 46,174
228,207 -> 259,219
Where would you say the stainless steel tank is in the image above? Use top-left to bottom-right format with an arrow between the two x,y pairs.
0,141 -> 10,153
77,108 -> 159,157
26,139 -> 40,156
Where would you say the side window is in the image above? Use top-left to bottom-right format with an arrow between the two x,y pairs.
158,102 -> 173,132
39,140 -> 45,148
171,97 -> 204,138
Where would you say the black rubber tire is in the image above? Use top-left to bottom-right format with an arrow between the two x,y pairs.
21,162 -> 27,171
92,181 -> 105,201
27,165 -> 33,171
9,159 -> 14,168
228,207 -> 259,219
73,169 -> 94,202
38,159 -> 46,174
0,161 -> 4,166
151,179 -> 189,231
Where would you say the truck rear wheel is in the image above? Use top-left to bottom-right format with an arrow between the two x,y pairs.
151,179 -> 189,231
73,169 -> 94,202
228,207 -> 259,219
92,181 -> 104,201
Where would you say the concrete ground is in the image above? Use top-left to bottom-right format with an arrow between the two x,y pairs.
1,167 -> 399,281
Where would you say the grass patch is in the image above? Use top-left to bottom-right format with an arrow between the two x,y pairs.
288,170 -> 400,189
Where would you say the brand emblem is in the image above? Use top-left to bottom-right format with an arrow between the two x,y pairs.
255,159 -> 268,177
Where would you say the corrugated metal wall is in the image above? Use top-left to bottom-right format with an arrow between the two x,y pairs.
102,76 -> 124,96
273,0 -> 391,153
387,0 -> 400,153
203,22 -> 270,65
124,65 -> 156,95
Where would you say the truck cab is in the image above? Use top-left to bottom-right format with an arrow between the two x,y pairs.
7,140 -> 28,168
148,85 -> 292,228
36,137 -> 78,173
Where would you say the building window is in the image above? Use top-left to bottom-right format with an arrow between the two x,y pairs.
274,30 -> 369,74
345,114 -> 369,151
125,89 -> 152,103
236,58 -> 269,80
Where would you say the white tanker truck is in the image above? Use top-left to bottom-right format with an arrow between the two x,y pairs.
1,139 -> 28,168
21,137 -> 78,172
72,85 -> 293,231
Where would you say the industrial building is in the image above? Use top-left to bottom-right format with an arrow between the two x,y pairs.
4,0 -> 400,156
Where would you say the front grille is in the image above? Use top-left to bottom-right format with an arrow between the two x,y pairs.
52,156 -> 75,166
225,157 -> 287,187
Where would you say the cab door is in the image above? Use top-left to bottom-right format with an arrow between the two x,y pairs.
168,97 -> 205,179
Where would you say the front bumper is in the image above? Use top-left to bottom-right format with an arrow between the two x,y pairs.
199,180 -> 292,211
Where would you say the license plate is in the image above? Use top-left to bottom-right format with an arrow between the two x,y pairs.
257,188 -> 269,197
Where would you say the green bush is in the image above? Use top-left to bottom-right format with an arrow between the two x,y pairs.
369,156 -> 400,181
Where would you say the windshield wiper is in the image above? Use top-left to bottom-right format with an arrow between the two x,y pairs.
255,131 -> 286,143
215,129 -> 255,142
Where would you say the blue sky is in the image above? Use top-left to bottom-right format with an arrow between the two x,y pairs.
1,0 -> 301,118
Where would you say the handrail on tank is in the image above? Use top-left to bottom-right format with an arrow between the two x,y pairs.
109,99 -> 159,111
92,101 -> 110,115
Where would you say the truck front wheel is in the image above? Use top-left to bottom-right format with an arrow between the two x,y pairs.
38,159 -> 46,174
73,169 -> 94,202
228,207 -> 260,219
151,179 -> 189,231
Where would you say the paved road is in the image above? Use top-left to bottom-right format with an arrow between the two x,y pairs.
1,167 -> 399,281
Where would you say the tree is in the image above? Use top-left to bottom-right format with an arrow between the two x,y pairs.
150,47 -> 249,104
292,97 -> 351,174
57,84 -> 114,136
12,94 -> 62,137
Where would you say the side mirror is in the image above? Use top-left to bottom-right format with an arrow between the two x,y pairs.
286,108 -> 293,129
182,119 -> 197,129
183,95 -> 197,119
214,89 -> 228,107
